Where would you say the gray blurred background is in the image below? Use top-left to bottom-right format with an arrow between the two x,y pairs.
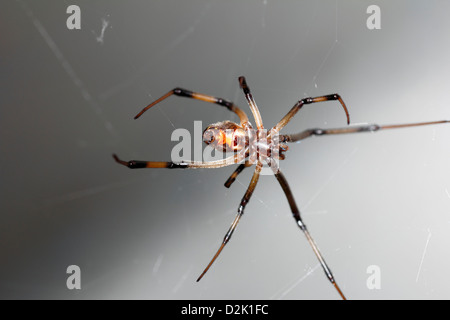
2,0 -> 450,300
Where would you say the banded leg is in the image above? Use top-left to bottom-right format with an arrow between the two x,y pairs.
134,87 -> 250,127
275,170 -> 346,300
272,94 -> 350,134
280,120 -> 450,143
224,161 -> 253,188
197,162 -> 263,282
239,76 -> 264,129
113,151 -> 246,170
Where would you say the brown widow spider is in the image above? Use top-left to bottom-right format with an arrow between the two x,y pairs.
113,76 -> 449,300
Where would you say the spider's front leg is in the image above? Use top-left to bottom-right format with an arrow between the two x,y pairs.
280,120 -> 450,143
133,87 -> 250,127
272,94 -> 350,135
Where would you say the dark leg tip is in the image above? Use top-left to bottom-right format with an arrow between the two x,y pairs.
196,274 -> 204,282
134,111 -> 144,120
224,179 -> 233,188
238,76 -> 248,91
112,154 -> 129,167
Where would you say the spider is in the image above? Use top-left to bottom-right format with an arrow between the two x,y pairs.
113,76 -> 449,300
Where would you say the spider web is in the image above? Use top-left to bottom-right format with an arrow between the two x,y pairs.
5,0 -> 450,300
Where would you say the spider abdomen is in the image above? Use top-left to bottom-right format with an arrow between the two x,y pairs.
203,121 -> 247,153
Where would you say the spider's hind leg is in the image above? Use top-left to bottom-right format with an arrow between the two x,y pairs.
274,169 -> 346,300
197,162 -> 263,281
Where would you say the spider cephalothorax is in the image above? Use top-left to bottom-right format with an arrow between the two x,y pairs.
113,76 -> 449,300
202,120 -> 289,162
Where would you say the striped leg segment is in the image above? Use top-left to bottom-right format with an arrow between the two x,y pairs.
239,76 -> 264,129
224,161 -> 253,188
133,87 -> 250,126
113,154 -> 189,169
113,152 -> 245,170
281,120 -> 450,143
196,162 -> 263,282
273,94 -> 350,134
275,170 -> 346,300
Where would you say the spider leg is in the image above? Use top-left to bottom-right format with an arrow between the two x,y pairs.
112,152 -> 245,169
274,169 -> 346,300
272,94 -> 350,134
224,161 -> 253,188
280,120 -> 450,143
197,162 -> 263,282
134,87 -> 250,127
239,76 -> 264,129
